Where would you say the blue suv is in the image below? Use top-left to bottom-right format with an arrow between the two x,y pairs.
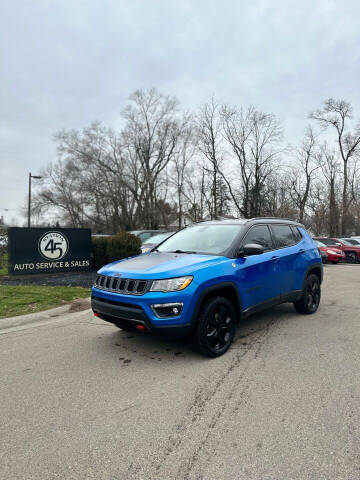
91,218 -> 323,357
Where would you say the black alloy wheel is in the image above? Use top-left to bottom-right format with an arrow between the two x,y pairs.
196,297 -> 237,358
294,274 -> 321,314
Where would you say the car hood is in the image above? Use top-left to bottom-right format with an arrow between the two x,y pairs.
98,252 -> 228,278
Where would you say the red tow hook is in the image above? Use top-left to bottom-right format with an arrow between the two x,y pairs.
136,324 -> 146,331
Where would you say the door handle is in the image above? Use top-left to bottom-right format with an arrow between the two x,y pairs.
299,248 -> 305,253
271,255 -> 280,261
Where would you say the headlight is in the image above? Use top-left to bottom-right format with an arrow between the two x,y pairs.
327,249 -> 337,254
150,276 -> 193,292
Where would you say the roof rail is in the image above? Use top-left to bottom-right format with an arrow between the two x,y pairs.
249,217 -> 298,222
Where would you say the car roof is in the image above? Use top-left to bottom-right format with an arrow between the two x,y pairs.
197,217 -> 303,227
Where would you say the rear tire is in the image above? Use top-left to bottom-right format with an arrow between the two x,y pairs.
332,261 -> 338,265
294,274 -> 321,314
195,297 -> 237,358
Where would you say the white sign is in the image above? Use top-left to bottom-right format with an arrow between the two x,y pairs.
38,231 -> 69,260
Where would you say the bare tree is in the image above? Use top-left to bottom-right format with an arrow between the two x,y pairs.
197,98 -> 224,219
122,88 -> 181,228
288,127 -> 320,223
310,99 -> 360,234
170,115 -> 198,229
316,142 -> 341,236
220,105 -> 283,218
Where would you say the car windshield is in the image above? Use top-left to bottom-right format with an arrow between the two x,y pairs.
156,224 -> 244,255
145,233 -> 171,244
318,238 -> 337,246
343,238 -> 360,245
339,239 -> 352,246
315,240 -> 326,247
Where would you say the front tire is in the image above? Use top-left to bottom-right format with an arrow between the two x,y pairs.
195,297 -> 237,358
294,274 -> 321,314
346,252 -> 357,264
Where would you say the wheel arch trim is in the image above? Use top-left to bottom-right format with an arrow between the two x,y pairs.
190,282 -> 242,325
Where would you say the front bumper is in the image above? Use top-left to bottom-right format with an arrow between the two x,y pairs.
327,252 -> 346,262
91,286 -> 195,338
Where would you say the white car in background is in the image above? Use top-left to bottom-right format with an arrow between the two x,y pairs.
140,232 -> 173,253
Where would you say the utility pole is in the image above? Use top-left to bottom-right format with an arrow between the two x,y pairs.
27,172 -> 42,228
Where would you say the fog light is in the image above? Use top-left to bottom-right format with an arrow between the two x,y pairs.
151,302 -> 183,318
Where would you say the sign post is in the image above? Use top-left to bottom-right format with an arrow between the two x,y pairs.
8,227 -> 92,275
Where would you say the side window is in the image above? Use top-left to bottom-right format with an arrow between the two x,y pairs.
291,226 -> 302,243
271,225 -> 296,248
242,225 -> 273,250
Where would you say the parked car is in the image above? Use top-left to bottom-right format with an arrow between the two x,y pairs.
314,237 -> 360,264
92,218 -> 323,357
313,240 -> 345,264
351,236 -> 360,243
130,230 -> 168,244
341,237 -> 360,246
140,232 -> 173,253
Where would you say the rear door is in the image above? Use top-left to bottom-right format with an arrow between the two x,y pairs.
236,224 -> 282,310
269,224 -> 301,295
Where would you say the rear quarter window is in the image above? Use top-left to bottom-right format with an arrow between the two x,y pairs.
271,224 -> 296,248
291,226 -> 303,243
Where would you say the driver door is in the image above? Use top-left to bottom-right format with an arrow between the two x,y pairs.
235,224 -> 282,310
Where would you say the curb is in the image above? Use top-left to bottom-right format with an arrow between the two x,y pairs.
0,297 -> 91,331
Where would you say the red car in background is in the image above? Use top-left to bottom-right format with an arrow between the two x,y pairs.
314,237 -> 360,264
313,239 -> 346,264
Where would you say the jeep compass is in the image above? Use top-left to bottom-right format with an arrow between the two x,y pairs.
91,218 -> 322,357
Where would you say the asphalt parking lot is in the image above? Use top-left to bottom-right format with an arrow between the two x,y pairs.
1,264 -> 360,480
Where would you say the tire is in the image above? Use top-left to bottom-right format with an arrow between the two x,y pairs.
195,296 -> 237,358
332,261 -> 338,265
294,274 -> 321,314
346,252 -> 357,264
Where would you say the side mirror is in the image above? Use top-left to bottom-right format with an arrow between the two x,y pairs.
237,243 -> 265,257
335,242 -> 342,247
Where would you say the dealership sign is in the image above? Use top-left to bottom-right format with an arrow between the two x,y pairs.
8,227 -> 92,275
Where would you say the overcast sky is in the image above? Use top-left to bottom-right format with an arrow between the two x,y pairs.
1,0 -> 360,224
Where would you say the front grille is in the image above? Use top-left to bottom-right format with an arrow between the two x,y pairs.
94,275 -> 150,295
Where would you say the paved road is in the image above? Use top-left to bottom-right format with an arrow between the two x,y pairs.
1,265 -> 360,480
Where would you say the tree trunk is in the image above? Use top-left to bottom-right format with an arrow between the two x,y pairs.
341,159 -> 348,235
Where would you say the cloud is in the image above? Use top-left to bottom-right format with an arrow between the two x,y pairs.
1,0 -> 360,223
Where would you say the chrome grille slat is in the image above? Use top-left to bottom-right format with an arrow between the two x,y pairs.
94,275 -> 149,295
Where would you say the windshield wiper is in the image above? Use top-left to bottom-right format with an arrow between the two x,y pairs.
170,249 -> 197,254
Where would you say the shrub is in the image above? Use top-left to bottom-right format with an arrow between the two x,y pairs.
106,232 -> 141,264
92,236 -> 109,269
92,233 -> 141,269
0,226 -> 8,275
